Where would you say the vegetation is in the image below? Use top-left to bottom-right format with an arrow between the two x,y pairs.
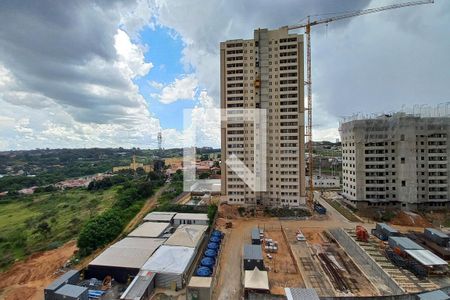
77,172 -> 165,257
323,198 -> 361,222
156,170 -> 184,210
265,207 -> 311,218
0,188 -> 117,270
207,204 -> 218,225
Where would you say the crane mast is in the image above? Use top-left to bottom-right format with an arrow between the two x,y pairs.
288,0 -> 433,208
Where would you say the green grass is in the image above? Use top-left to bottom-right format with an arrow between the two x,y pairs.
0,187 -> 118,270
323,198 -> 360,222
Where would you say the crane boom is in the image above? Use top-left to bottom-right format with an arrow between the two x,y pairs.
289,0 -> 433,209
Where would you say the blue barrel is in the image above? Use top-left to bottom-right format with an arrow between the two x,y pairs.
204,249 -> 217,258
212,230 -> 222,238
201,257 -> 215,268
196,266 -> 211,277
210,236 -> 221,243
207,242 -> 219,250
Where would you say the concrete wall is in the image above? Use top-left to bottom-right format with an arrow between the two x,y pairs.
328,228 -> 403,296
320,286 -> 450,300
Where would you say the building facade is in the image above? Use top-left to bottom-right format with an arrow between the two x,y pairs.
220,27 -> 306,207
339,113 -> 449,211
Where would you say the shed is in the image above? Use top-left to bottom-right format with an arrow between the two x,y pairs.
143,212 -> 176,223
424,228 -> 450,247
388,236 -> 424,251
44,270 -> 80,300
251,228 -> 261,245
120,271 -> 156,300
54,284 -> 88,300
173,213 -> 209,226
417,290 -> 449,300
141,245 -> 196,289
164,224 -> 208,248
243,244 -> 264,271
285,288 -> 320,300
244,268 -> 269,291
128,222 -> 170,238
87,238 -> 164,282
405,249 -> 448,267
187,276 -> 212,300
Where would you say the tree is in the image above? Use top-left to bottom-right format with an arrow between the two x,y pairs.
35,222 -> 51,238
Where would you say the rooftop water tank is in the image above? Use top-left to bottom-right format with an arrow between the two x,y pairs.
201,257 -> 215,268
207,242 -> 219,250
212,230 -> 222,238
204,249 -> 217,258
210,236 -> 221,243
196,266 -> 211,277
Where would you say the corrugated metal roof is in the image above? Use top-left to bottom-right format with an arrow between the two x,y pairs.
164,224 -> 207,248
244,244 -> 263,260
285,288 -> 320,300
55,284 -> 87,297
120,272 -> 155,299
141,245 -> 195,275
251,228 -> 260,240
425,228 -> 449,239
89,238 -> 164,269
389,236 -> 424,250
128,222 -> 170,238
405,249 -> 448,266
378,223 -> 398,233
143,212 -> 176,222
173,213 -> 209,221
46,270 -> 79,290
418,290 -> 449,300
112,237 -> 166,249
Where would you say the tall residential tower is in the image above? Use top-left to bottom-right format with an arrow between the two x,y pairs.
220,27 -> 306,207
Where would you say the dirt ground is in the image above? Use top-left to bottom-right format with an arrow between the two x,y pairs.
262,228 -> 303,295
391,211 -> 432,227
0,240 -> 77,300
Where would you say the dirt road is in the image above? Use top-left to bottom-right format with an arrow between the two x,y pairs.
0,240 -> 77,300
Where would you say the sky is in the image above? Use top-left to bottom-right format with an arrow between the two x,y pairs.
0,0 -> 449,150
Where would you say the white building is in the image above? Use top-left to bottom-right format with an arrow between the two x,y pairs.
220,27 -> 306,208
173,213 -> 209,226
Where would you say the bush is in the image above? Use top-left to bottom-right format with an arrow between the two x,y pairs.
207,204 -> 218,225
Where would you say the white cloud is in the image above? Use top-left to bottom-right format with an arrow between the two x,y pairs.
149,80 -> 164,89
114,29 -> 153,78
154,74 -> 198,104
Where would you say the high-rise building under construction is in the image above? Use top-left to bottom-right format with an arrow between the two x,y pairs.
220,27 -> 306,207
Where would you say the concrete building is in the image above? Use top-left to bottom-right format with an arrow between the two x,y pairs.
339,113 -> 450,211
220,26 -> 306,208
172,213 -> 209,226
243,244 -> 264,271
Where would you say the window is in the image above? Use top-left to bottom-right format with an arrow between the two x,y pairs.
401,157 -> 405,164
401,180 -> 406,187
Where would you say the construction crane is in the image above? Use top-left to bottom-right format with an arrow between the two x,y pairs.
288,0 -> 434,208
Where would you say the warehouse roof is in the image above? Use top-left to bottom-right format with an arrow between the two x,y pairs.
417,290 -> 449,300
188,276 -> 212,288
244,244 -> 263,260
425,228 -> 449,239
120,272 -> 155,300
112,237 -> 166,249
128,222 -> 170,238
389,236 -> 424,250
244,268 -> 269,290
46,270 -> 79,291
89,239 -> 164,269
55,284 -> 87,297
405,249 -> 448,266
173,213 -> 209,221
143,211 -> 176,222
285,288 -> 320,300
378,223 -> 398,233
164,224 -> 208,248
141,245 -> 195,275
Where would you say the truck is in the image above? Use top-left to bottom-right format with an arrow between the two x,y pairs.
314,201 -> 327,215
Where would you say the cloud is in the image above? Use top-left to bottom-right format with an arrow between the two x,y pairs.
154,74 -> 198,104
149,80 -> 164,89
